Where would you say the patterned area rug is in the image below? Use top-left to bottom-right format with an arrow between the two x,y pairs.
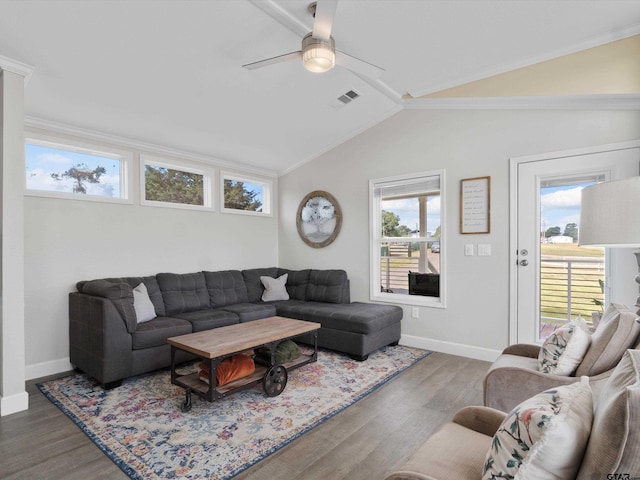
38,346 -> 429,480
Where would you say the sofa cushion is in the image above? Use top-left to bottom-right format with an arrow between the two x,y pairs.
275,301 -> 401,335
483,378 -> 593,480
173,309 -> 239,332
203,270 -> 248,307
577,349 -> 640,479
157,272 -> 210,315
277,268 -> 310,301
220,303 -> 277,322
133,282 -> 157,323
85,276 -> 167,317
261,274 -> 289,301
131,316 -> 192,349
242,268 -> 279,302
575,303 -> 640,377
538,317 -> 591,375
306,269 -> 349,304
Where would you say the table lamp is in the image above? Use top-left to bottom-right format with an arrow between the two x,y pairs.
579,176 -> 640,308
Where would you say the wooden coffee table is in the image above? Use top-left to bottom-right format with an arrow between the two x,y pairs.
167,316 -> 320,411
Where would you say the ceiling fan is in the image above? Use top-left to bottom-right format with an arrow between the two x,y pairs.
242,0 -> 385,79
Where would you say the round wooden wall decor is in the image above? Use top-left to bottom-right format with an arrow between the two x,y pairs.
296,190 -> 342,248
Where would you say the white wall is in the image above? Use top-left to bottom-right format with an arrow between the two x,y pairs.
23,129 -> 279,379
278,108 -> 640,360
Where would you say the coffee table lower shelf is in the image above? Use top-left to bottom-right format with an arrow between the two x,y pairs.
172,352 -> 316,411
168,317 -> 320,412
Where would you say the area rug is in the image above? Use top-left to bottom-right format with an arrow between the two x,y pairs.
38,345 -> 429,480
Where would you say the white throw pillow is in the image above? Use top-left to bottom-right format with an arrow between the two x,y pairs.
538,316 -> 591,375
482,378 -> 593,480
133,282 -> 156,323
260,274 -> 289,302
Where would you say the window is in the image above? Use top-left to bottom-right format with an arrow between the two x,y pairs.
221,172 -> 272,216
141,155 -> 212,210
25,137 -> 130,202
370,170 -> 445,307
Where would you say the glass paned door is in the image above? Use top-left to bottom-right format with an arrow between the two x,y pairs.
514,146 -> 639,344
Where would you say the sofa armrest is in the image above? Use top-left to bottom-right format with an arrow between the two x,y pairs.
452,406 -> 506,437
483,364 -> 579,412
69,292 -> 133,385
501,343 -> 541,358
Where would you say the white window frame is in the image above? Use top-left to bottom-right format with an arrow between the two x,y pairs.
220,171 -> 272,217
369,170 -> 446,308
140,154 -> 214,211
25,133 -> 132,204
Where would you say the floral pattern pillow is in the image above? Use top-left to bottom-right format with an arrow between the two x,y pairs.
538,317 -> 591,375
482,379 -> 593,480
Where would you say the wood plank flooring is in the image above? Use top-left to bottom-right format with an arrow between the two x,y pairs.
0,352 -> 489,480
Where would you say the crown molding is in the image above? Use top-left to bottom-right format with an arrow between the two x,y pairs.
403,94 -> 640,111
24,116 -> 278,178
0,54 -> 34,84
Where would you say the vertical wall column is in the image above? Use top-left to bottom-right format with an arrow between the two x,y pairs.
0,69 -> 28,416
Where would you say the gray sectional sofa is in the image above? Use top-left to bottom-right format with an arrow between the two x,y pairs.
69,267 -> 403,387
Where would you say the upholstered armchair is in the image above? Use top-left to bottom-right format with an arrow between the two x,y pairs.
484,303 -> 640,412
385,349 -> 640,480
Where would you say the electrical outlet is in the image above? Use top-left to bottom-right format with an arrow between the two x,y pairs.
411,307 -> 419,318
465,244 -> 474,256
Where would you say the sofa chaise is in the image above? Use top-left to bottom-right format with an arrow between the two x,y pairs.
69,267 -> 403,387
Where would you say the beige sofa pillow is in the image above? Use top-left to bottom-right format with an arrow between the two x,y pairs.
577,349 -> 640,479
575,303 -> 640,377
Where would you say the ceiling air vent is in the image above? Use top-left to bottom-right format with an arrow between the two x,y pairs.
332,89 -> 360,108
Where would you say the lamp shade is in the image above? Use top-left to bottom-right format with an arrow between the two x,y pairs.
579,176 -> 640,247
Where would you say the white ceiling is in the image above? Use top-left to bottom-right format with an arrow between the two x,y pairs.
0,0 -> 639,175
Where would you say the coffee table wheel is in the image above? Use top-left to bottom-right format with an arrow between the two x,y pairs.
263,364 -> 288,397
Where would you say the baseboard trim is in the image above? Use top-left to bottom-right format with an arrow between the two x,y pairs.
1,391 -> 29,416
26,357 -> 74,381
400,334 -> 501,362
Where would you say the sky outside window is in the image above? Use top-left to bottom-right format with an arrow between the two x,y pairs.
26,143 -> 121,197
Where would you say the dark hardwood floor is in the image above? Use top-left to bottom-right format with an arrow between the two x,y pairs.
0,352 -> 489,479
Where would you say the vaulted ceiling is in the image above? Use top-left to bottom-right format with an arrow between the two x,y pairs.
1,0 -> 639,175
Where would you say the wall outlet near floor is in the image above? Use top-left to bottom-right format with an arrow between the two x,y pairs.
411,307 -> 419,318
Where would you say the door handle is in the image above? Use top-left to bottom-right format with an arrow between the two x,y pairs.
520,259 -> 529,266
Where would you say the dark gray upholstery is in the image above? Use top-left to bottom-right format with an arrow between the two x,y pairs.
203,270 -> 249,307
307,269 -> 350,303
174,309 -> 239,332
78,279 -> 137,333
221,303 -> 277,322
131,317 -> 192,349
275,301 -> 402,334
69,267 -> 403,386
157,272 -> 210,315
242,267 -> 279,302
278,268 -> 311,300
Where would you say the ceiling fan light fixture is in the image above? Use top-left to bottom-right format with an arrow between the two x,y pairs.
302,33 -> 335,73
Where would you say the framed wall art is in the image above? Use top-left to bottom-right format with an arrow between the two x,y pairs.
460,176 -> 490,234
296,190 -> 342,248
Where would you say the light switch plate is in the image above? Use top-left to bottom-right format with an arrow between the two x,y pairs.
478,244 -> 491,256
465,244 -> 474,256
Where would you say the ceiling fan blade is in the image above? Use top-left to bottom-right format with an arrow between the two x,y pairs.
242,51 -> 302,70
336,50 -> 385,79
312,0 -> 338,42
